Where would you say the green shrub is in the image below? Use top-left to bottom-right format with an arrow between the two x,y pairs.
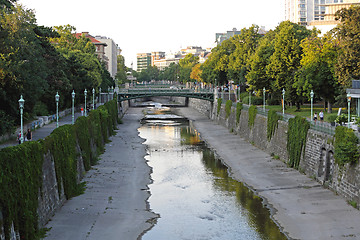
248,105 -> 257,129
225,100 -> 232,119
0,110 -> 15,135
327,115 -> 338,123
267,110 -> 282,141
236,102 -> 243,125
287,116 -> 310,169
334,126 -> 359,166
217,98 -> 223,116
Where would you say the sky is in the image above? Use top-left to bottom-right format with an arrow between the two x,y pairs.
18,0 -> 284,69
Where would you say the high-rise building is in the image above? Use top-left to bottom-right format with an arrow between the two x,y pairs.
285,0 -> 360,31
137,53 -> 151,72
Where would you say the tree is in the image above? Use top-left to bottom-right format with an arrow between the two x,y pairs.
115,55 -> 127,86
294,32 -> 340,112
179,54 -> 199,83
190,63 -> 202,82
334,6 -> 360,86
266,21 -> 313,109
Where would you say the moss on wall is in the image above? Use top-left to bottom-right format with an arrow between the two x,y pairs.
267,110 -> 282,141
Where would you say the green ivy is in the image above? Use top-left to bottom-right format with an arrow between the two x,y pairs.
217,98 -> 222,116
248,105 -> 257,129
225,100 -> 232,119
0,99 -> 119,240
334,126 -> 359,166
267,110 -> 282,141
0,141 -> 44,240
236,102 -> 243,125
287,116 -> 310,169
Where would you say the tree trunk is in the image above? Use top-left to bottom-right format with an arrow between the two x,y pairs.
327,100 -> 332,113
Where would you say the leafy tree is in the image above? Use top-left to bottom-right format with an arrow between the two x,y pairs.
0,0 -> 16,10
190,63 -> 202,82
266,21 -> 313,109
115,55 -> 127,86
294,32 -> 340,112
334,6 -> 360,86
228,25 -> 262,85
159,62 -> 179,82
179,54 -> 199,83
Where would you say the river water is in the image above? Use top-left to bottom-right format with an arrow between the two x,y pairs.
139,107 -> 287,240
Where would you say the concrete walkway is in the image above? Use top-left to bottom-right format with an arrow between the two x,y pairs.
0,112 -> 82,149
176,107 -> 360,240
43,108 -> 157,240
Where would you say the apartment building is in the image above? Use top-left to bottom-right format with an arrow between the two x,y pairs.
95,36 -> 119,79
285,0 -> 360,31
137,53 -> 151,72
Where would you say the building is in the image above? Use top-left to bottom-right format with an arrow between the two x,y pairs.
215,28 -> 242,45
137,53 -> 151,72
285,0 -> 360,32
95,36 -> 119,79
215,27 -> 267,45
75,32 -> 108,63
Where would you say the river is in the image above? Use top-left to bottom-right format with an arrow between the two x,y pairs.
138,107 -> 287,240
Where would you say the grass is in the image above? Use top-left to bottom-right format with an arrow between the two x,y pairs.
264,104 -> 343,123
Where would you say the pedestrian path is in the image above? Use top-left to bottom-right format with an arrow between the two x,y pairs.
0,112 -> 82,149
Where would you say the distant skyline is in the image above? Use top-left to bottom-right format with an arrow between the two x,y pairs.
18,0 -> 284,69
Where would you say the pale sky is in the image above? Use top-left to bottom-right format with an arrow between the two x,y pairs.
18,0 -> 284,69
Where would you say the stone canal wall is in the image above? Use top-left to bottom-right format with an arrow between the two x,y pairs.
188,97 -> 360,207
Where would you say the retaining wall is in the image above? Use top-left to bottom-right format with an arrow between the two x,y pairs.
188,98 -> 360,207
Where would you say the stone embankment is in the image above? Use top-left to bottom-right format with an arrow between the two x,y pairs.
183,97 -> 360,240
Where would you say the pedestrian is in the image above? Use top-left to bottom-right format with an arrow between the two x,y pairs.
313,112 -> 318,122
26,128 -> 32,141
319,111 -> 324,122
81,107 -> 84,116
17,131 -> 22,144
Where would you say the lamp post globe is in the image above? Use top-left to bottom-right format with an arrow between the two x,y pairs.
84,89 -> 87,117
72,90 -> 75,124
18,95 -> 25,144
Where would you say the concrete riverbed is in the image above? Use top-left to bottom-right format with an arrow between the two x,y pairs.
44,106 -> 360,240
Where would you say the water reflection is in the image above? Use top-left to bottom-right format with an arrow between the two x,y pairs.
140,111 -> 287,240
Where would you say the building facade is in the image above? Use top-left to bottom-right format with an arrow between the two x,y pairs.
285,0 -> 360,31
95,36 -> 119,79
137,53 -> 152,72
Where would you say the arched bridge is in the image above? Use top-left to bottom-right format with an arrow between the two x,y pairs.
117,88 -> 214,102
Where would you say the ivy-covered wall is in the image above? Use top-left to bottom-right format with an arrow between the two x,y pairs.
0,100 -> 119,240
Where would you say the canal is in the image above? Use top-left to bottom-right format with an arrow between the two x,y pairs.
139,107 -> 287,240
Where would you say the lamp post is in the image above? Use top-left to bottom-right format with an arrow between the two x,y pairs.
84,89 -> 87,117
108,87 -> 110,102
282,88 -> 285,116
249,91 -> 251,106
92,88 -> 95,110
99,87 -> 102,104
72,90 -> 75,124
263,87 -> 266,112
310,90 -> 314,123
347,93 -> 351,128
18,95 -> 25,144
55,92 -> 60,128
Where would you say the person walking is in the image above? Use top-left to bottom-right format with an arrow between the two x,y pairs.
313,112 -> 318,123
319,111 -> 324,122
26,128 -> 32,141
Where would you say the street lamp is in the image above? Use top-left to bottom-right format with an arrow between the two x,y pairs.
347,93 -> 351,128
310,90 -> 314,123
263,87 -> 266,111
18,95 -> 25,144
72,90 -> 75,124
92,88 -> 95,110
84,89 -> 87,117
99,87 -> 102,104
282,88 -> 285,115
55,92 -> 60,128
249,91 -> 251,106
